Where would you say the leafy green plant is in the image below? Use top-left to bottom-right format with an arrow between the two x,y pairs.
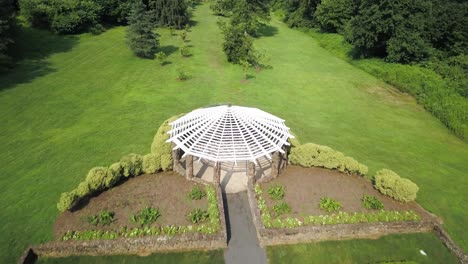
176,66 -> 190,80
319,197 -> 342,212
362,195 -> 384,210
130,207 -> 161,226
272,201 -> 291,216
187,208 -> 209,224
87,211 -> 116,226
155,51 -> 168,66
180,45 -> 191,57
374,169 -> 419,202
267,184 -> 285,200
188,185 -> 206,200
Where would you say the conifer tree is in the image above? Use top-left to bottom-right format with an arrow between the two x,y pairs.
127,1 -> 159,58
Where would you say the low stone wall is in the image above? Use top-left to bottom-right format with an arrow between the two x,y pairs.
246,180 -> 467,263
19,185 -> 227,263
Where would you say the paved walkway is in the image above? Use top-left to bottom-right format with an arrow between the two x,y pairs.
223,191 -> 267,264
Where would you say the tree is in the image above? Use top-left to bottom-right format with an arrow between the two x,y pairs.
211,0 -> 235,16
0,0 -> 16,64
155,51 -> 167,65
222,24 -> 257,64
315,0 -> 356,33
230,0 -> 271,37
283,0 -> 321,28
148,0 -> 189,29
127,1 -> 159,58
345,0 -> 431,63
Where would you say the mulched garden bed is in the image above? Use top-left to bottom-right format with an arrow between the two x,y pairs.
54,172 -> 208,239
260,166 -> 430,220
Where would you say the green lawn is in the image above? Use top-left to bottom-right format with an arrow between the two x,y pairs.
37,250 -> 224,264
267,233 -> 458,264
1,3 -> 467,263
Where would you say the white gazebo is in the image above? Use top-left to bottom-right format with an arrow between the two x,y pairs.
166,105 -> 294,191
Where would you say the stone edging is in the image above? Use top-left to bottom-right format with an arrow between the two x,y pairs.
18,185 -> 227,264
246,180 -> 468,264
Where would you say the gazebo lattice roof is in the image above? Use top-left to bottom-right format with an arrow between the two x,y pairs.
166,105 -> 294,163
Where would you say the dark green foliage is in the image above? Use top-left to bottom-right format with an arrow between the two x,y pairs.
87,210 -> 115,226
57,191 -> 79,212
374,169 -> 419,202
289,143 -> 368,175
20,0 -> 101,34
222,24 -> 257,64
186,208 -> 209,224
148,0 -> 189,29
0,0 -> 16,63
361,195 -> 384,210
267,184 -> 285,200
283,0 -> 320,28
345,0 -> 431,63
95,0 -> 131,24
210,0 -> 235,16
319,197 -> 342,212
272,201 -> 291,216
126,1 -> 159,58
315,0 -> 355,33
230,0 -> 270,37
120,153 -> 143,177
427,1 -> 468,57
188,185 -> 206,200
130,207 -> 161,226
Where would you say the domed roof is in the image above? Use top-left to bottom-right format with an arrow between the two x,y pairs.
166,105 -> 294,163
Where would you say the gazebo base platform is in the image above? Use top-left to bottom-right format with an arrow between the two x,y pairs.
175,156 -> 273,193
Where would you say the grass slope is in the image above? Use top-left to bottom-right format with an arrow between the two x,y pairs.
267,233 -> 458,264
0,3 -> 466,262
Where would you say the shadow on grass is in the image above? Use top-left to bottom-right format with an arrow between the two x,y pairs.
159,45 -> 179,56
0,25 -> 78,92
258,24 -> 278,38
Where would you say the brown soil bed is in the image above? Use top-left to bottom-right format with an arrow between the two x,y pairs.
261,166 -> 431,220
54,172 -> 207,239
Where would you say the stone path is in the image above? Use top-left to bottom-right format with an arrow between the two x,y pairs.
223,191 -> 267,264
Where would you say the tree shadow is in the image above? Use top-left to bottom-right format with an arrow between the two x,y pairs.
0,25 -> 78,92
258,24 -> 278,38
159,45 -> 179,56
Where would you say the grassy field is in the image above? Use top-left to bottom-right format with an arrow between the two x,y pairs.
1,3 -> 467,263
267,233 -> 458,264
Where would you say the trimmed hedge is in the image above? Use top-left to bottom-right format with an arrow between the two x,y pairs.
57,190 -> 79,212
120,154 -> 143,177
289,143 -> 368,175
142,154 -> 161,174
85,167 -> 110,192
374,169 -> 419,202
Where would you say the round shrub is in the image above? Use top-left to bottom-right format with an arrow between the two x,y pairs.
289,143 -> 368,175
76,182 -> 91,197
85,167 -> 110,192
57,190 -> 79,212
374,169 -> 419,202
120,154 -> 143,177
151,115 -> 183,162
106,162 -> 124,187
142,154 -> 161,174
160,153 -> 172,171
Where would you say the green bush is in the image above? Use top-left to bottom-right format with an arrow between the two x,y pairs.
87,210 -> 115,226
186,208 -> 209,224
142,154 -> 161,174
160,153 -> 172,171
267,184 -> 285,200
180,45 -> 191,57
151,115 -> 182,165
120,154 -> 143,177
76,182 -> 91,197
272,201 -> 291,216
106,162 -> 123,187
319,197 -> 342,212
85,167 -> 110,192
130,207 -> 161,226
289,143 -> 368,175
57,190 -> 80,212
374,169 -> 419,202
188,185 -> 206,200
361,195 -> 384,210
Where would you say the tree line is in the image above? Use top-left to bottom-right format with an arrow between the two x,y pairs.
0,0 -> 190,64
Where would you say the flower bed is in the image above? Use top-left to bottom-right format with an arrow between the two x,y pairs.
254,183 -> 420,229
